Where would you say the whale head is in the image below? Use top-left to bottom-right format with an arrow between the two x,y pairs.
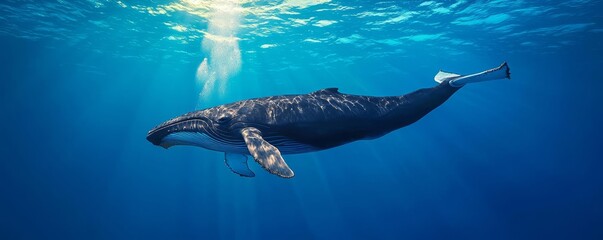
146,105 -> 252,153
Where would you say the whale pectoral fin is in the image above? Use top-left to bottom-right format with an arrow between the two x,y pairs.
241,127 -> 294,178
439,62 -> 511,87
224,153 -> 255,177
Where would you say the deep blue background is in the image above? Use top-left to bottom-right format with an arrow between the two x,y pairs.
1,0 -> 603,239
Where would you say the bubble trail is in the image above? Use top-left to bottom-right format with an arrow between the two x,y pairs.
196,0 -> 242,108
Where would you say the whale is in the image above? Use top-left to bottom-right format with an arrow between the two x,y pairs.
147,62 -> 510,178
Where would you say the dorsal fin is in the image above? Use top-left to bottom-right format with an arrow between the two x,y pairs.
312,88 -> 340,95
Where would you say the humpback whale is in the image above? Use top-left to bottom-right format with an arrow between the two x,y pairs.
147,62 -> 510,178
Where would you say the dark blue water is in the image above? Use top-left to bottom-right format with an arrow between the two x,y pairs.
1,0 -> 602,239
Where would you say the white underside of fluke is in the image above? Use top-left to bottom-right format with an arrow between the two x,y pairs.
434,62 -> 510,87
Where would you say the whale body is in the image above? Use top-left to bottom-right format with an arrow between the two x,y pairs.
147,62 -> 510,178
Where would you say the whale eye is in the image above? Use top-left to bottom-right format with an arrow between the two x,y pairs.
217,116 -> 232,124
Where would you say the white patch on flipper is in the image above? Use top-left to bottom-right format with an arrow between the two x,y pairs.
241,127 -> 294,178
434,70 -> 461,83
444,62 -> 511,87
224,153 -> 255,177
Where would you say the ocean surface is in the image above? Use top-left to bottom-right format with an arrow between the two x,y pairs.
1,0 -> 602,239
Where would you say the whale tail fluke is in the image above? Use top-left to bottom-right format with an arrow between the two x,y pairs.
435,62 -> 510,87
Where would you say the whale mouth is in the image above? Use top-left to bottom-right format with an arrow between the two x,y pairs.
147,117 -> 249,152
146,117 -> 211,147
159,131 -> 212,149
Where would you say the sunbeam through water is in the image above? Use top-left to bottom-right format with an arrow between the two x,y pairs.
195,0 -> 243,108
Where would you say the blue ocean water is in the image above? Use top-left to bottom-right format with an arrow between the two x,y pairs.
1,0 -> 602,239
